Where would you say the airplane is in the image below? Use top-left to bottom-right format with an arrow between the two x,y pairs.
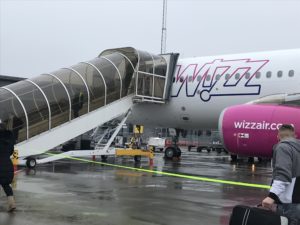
1,47 -> 299,167
129,48 -> 300,160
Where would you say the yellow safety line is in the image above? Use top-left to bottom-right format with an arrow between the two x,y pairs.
45,153 -> 271,190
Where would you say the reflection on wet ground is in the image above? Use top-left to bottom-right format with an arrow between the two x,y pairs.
0,149 -> 272,225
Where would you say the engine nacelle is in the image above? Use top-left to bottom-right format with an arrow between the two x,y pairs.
219,104 -> 300,158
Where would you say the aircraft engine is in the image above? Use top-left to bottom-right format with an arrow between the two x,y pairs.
219,104 -> 300,158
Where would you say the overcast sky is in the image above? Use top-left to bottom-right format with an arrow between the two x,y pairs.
0,0 -> 300,78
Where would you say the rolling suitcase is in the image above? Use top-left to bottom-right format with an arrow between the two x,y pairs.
229,205 -> 288,225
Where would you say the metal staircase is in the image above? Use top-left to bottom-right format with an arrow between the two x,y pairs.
0,47 -> 179,164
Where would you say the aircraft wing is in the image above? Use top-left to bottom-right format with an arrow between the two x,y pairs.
247,93 -> 300,106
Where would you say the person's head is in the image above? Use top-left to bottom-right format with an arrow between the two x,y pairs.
278,124 -> 296,141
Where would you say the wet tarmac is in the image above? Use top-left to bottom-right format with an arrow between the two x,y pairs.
0,149 -> 273,225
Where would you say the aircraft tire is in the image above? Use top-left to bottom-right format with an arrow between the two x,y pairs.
164,147 -> 176,159
26,157 -> 37,169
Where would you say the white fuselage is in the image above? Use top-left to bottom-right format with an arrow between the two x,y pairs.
129,49 -> 300,129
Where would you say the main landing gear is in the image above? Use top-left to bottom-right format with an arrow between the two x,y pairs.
164,128 -> 182,160
164,146 -> 182,159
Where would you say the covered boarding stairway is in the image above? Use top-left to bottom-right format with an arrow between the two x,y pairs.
0,47 -> 179,160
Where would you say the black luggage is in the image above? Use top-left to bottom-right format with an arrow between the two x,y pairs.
229,205 -> 288,225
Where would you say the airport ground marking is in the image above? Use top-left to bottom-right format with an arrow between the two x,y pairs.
46,153 -> 271,190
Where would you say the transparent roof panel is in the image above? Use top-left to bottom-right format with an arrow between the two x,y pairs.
89,57 -> 121,104
0,88 -> 27,143
137,50 -> 154,73
0,47 -> 169,143
7,80 -> 50,138
71,63 -> 106,111
31,75 -> 71,128
53,69 -> 89,118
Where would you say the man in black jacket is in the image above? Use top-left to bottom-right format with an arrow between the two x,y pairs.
0,119 -> 16,212
262,124 -> 300,225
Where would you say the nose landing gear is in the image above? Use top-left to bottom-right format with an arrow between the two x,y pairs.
164,146 -> 181,159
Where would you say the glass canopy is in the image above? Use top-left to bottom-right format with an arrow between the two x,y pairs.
0,47 -> 168,143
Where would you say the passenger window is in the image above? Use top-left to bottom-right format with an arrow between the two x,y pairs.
197,76 -> 202,81
277,71 -> 283,78
189,76 -> 193,82
180,77 -> 184,83
255,72 -> 261,79
289,70 -> 295,77
235,73 -> 240,80
206,75 -> 211,81
225,74 -> 230,80
245,73 -> 250,79
216,74 -> 221,80
266,71 -> 272,78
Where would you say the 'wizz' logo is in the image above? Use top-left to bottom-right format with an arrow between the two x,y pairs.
171,58 -> 269,102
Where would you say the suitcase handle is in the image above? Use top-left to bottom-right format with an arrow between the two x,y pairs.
256,203 -> 277,212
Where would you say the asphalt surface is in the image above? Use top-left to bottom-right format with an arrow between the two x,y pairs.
0,149 -> 273,225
